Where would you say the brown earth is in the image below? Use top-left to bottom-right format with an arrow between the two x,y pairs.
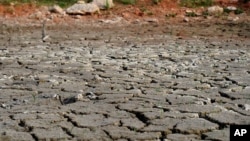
0,0 -> 249,24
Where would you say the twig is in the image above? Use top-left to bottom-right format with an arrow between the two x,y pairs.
42,20 -> 49,42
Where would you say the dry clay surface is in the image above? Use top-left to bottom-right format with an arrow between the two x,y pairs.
0,19 -> 250,141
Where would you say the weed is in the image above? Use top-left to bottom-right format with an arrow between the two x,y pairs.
105,0 -> 110,9
31,92 -> 37,103
202,10 -> 209,17
117,0 -> 136,5
234,8 -> 244,14
223,8 -> 232,14
165,13 -> 177,18
85,0 -> 93,2
223,7 -> 244,15
186,11 -> 198,17
0,0 -> 78,8
140,7 -> 147,12
140,7 -> 153,15
180,0 -> 213,8
0,0 -> 13,5
153,0 -> 161,5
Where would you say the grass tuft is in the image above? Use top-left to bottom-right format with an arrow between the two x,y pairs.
180,0 -> 213,8
116,0 -> 136,5
0,0 -> 78,8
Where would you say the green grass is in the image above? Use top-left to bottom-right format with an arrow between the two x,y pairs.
105,0 -> 111,9
0,0 -> 78,8
186,11 -> 198,17
224,7 -> 244,15
180,0 -> 213,8
116,0 -> 136,5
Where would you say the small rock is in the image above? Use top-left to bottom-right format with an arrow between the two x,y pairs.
77,0 -> 85,4
52,94 -> 60,100
227,16 -> 239,22
86,92 -> 98,100
93,74 -> 103,81
1,103 -> 11,109
207,6 -> 223,15
49,5 -> 64,14
145,18 -> 159,23
66,3 -> 100,15
74,93 -> 90,102
42,35 -> 50,42
22,99 -> 29,104
75,93 -> 84,100
226,6 -> 237,11
185,9 -> 193,13
99,17 -> 123,24
92,0 -> 114,9
243,104 -> 250,111
1,103 -> 7,108
183,17 -> 189,22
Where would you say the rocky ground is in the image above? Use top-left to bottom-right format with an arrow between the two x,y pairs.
0,3 -> 250,140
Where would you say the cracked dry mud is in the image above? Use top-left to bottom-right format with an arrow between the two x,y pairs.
0,21 -> 250,141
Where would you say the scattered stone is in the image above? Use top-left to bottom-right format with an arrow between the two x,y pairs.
243,104 -> 250,111
226,6 -> 237,11
93,74 -> 103,81
57,93 -> 90,105
66,3 -> 100,15
92,0 -> 114,9
99,17 -> 123,24
183,17 -> 189,22
1,103 -> 7,108
207,6 -> 224,15
77,0 -> 85,4
49,5 -> 64,14
145,18 -> 159,23
227,16 -> 239,22
52,94 -> 60,99
86,92 -> 98,100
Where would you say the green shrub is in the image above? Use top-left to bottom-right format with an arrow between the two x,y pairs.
116,0 -> 136,5
234,8 -> 244,14
185,11 -> 198,17
0,0 -> 78,7
224,7 -> 244,15
180,0 -> 213,8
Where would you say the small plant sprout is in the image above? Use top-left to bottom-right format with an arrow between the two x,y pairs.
105,0 -> 110,9
120,0 -> 136,5
31,92 -> 37,103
